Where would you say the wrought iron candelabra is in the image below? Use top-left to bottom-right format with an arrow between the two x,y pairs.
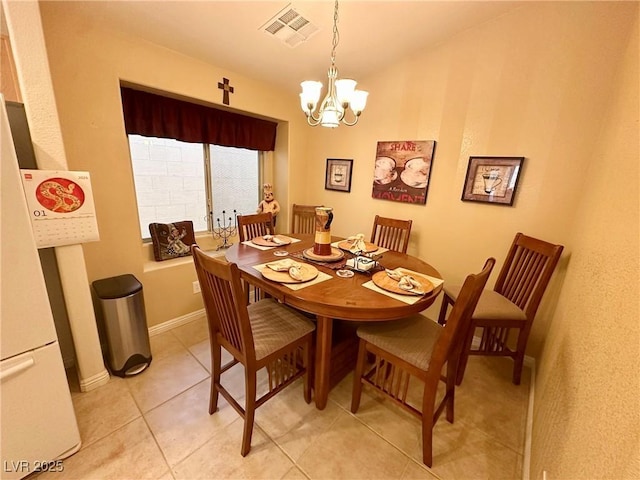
211,209 -> 237,250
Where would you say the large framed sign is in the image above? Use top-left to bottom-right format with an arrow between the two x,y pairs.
20,170 -> 100,248
371,140 -> 436,205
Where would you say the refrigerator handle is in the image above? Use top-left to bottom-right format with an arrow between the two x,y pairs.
0,356 -> 35,381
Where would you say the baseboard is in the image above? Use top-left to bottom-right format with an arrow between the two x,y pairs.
522,360 -> 535,480
148,309 -> 206,337
78,368 -> 110,392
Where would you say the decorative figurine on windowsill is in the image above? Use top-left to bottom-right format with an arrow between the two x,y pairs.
256,183 -> 280,226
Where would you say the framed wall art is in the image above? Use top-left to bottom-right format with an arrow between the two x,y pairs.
461,156 -> 525,206
371,140 -> 436,205
325,158 -> 353,192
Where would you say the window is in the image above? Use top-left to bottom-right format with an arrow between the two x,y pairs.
128,135 -> 260,239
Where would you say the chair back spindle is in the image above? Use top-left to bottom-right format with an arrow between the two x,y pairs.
237,212 -> 274,242
370,215 -> 413,253
291,204 -> 320,235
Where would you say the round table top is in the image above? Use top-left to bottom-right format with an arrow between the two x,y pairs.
225,234 -> 443,321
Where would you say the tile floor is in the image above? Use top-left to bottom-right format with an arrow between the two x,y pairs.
48,315 -> 530,480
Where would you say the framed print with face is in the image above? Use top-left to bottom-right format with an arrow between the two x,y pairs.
325,158 -> 353,192
461,156 -> 525,206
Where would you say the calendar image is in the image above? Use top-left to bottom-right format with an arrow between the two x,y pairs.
20,170 -> 100,248
35,176 -> 86,213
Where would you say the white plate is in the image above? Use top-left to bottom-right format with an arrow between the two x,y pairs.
336,269 -> 354,278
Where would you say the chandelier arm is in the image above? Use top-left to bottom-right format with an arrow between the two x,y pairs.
340,112 -> 362,127
306,107 -> 357,127
304,111 -> 323,126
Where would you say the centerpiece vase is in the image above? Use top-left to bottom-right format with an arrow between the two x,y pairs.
313,207 -> 333,256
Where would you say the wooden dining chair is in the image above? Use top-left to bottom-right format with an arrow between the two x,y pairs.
291,204 -> 320,235
192,246 -> 315,456
370,215 -> 413,253
438,232 -> 564,385
351,258 -> 495,467
236,212 -> 275,302
237,212 -> 275,242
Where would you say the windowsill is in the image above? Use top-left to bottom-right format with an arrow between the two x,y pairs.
142,249 -> 226,272
142,233 -> 235,273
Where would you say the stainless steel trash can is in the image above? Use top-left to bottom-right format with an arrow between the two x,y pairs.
92,274 -> 152,377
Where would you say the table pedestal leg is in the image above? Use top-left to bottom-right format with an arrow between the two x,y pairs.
314,315 -> 333,410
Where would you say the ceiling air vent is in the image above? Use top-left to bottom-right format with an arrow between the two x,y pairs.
260,4 -> 319,48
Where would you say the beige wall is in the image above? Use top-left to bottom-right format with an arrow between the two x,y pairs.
35,1 -> 638,477
298,2 -> 637,357
531,13 -> 639,480
38,2 -> 309,327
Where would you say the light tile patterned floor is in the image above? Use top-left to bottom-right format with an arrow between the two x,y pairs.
50,315 -> 530,480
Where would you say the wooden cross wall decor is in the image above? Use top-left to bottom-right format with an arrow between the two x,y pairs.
218,77 -> 234,105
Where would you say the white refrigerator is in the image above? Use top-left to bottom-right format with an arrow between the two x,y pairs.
0,98 -> 81,479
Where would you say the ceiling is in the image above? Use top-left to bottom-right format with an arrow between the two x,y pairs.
42,1 -> 525,94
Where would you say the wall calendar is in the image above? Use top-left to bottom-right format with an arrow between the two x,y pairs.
19,170 -> 100,248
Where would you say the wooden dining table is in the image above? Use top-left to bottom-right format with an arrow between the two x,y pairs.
224,234 -> 443,410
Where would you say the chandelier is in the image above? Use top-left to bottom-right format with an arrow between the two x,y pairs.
299,0 -> 368,128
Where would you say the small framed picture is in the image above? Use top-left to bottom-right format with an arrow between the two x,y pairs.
325,158 -> 353,192
461,156 -> 525,206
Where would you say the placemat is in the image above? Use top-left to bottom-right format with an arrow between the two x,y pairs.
241,236 -> 301,251
362,273 -> 444,305
252,262 -> 332,290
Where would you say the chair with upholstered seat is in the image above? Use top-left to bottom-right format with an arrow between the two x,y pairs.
438,232 -> 564,385
192,246 -> 315,456
351,258 -> 495,467
370,215 -> 413,253
291,204 -> 320,235
237,212 -> 275,242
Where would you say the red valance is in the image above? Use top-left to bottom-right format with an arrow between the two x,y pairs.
120,87 -> 277,151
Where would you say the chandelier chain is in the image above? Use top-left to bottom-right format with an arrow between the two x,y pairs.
330,0 -> 339,66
